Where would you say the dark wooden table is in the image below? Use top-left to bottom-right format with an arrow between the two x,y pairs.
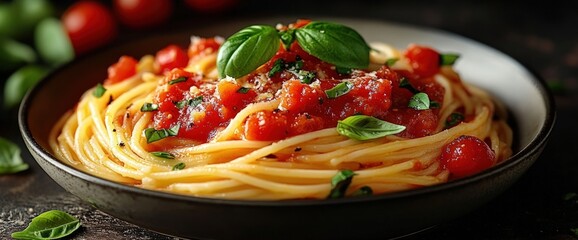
2,1 -> 577,239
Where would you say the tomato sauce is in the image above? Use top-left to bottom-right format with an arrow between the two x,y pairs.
147,37 -> 446,142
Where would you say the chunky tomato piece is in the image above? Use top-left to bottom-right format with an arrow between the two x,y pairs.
440,135 -> 496,178
404,44 -> 440,78
62,1 -> 118,55
105,55 -> 138,85
279,79 -> 323,113
217,80 -> 257,111
188,37 -> 221,58
244,110 -> 289,141
155,44 -> 189,73
384,108 -> 438,138
113,0 -> 173,29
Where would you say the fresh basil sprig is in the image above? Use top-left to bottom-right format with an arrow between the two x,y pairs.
11,210 -> 80,240
328,169 -> 356,198
217,25 -> 280,78
337,115 -> 405,140
0,137 -> 29,174
217,21 -> 370,78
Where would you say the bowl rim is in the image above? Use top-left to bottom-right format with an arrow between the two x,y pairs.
18,17 -> 557,207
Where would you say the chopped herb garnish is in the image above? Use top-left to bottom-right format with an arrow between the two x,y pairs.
385,58 -> 399,66
144,124 -> 180,143
175,100 -> 188,109
408,92 -> 431,110
445,112 -> 465,128
399,77 -> 419,94
440,53 -> 460,66
172,162 -> 186,171
430,101 -> 441,109
237,87 -> 250,94
328,169 -> 356,198
325,81 -> 353,99
337,115 -> 406,140
93,83 -> 107,98
352,186 -> 373,196
168,77 -> 187,85
269,59 -> 284,77
336,66 -> 352,75
151,151 -> 175,159
190,96 -> 203,108
140,102 -> 158,112
296,70 -> 316,84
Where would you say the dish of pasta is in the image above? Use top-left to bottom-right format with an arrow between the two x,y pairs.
49,19 -> 513,200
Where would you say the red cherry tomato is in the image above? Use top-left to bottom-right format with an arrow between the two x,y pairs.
440,135 -> 496,178
404,44 -> 440,78
62,1 -> 118,55
105,56 -> 138,85
113,0 -> 173,29
155,45 -> 189,73
183,0 -> 238,12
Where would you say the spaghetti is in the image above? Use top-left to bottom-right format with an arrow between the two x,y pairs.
49,21 -> 513,200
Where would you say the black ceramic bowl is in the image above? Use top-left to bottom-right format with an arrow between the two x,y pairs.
19,18 -> 555,240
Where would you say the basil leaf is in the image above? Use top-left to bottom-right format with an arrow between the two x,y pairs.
151,151 -> 175,159
93,83 -> 106,98
328,169 -> 356,198
325,81 -> 353,99
140,102 -> 158,112
237,87 -> 250,94
268,59 -> 284,77
335,66 -> 352,75
445,112 -> 465,128
440,53 -> 460,66
3,64 -> 48,109
175,100 -> 188,109
295,70 -> 316,84
408,92 -> 430,110
168,77 -> 187,85
11,210 -> 80,240
385,58 -> 399,66
217,25 -> 280,78
190,96 -> 203,108
0,137 -> 28,174
144,124 -> 179,143
399,77 -> 418,94
430,101 -> 440,109
337,115 -> 406,140
172,162 -> 186,171
295,21 -> 370,69
280,28 -> 295,50
352,186 -> 373,196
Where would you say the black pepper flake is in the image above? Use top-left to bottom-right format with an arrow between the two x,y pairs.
107,95 -> 114,105
265,154 -> 277,158
294,147 -> 302,152
112,129 -> 117,132
119,142 -> 125,147
126,103 -> 133,110
125,112 -> 130,119
318,97 -> 324,105
304,113 -> 312,119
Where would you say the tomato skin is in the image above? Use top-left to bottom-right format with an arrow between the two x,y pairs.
440,135 -> 496,178
183,0 -> 238,12
244,110 -> 289,141
155,45 -> 189,73
113,0 -> 172,29
105,55 -> 138,85
404,44 -> 440,78
62,1 -> 118,55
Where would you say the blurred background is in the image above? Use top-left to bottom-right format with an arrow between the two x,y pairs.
1,0 -> 577,239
